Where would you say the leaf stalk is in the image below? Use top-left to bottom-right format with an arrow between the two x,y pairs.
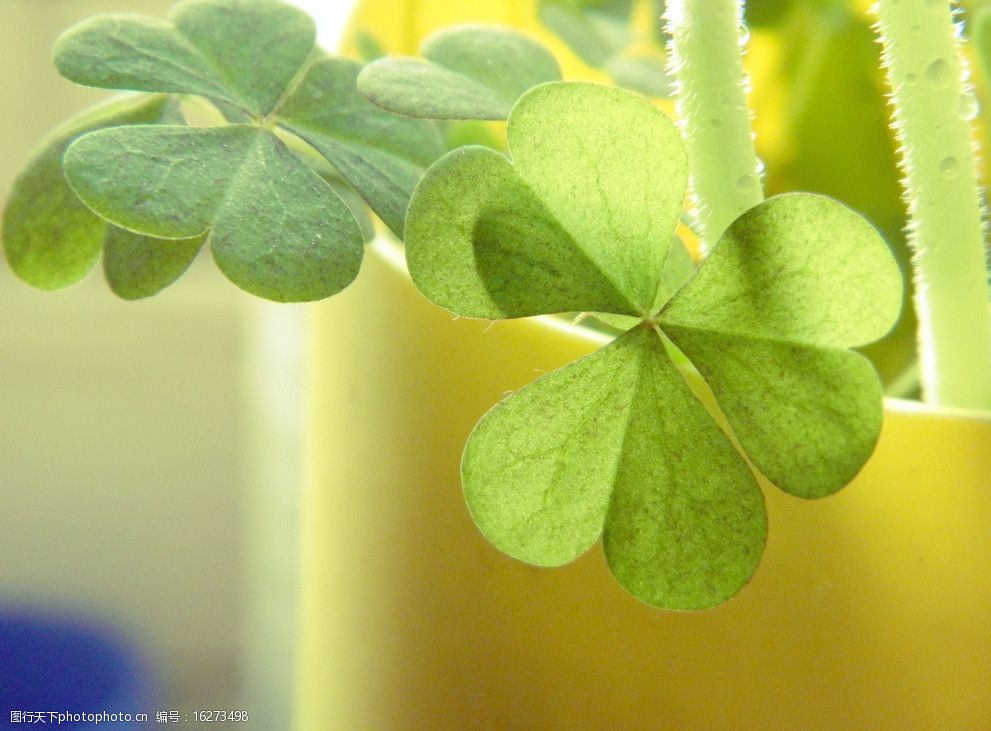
663,0 -> 764,251
874,0 -> 991,409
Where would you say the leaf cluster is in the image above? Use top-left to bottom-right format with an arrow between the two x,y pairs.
404,82 -> 902,608
0,0 -> 905,609
3,0 -> 443,301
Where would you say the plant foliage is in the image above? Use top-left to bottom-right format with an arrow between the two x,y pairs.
358,25 -> 563,120
405,82 -> 902,608
0,0 -> 912,609
5,0 -> 444,301
1,94 -> 205,298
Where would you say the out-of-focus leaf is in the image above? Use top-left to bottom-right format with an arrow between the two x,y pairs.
103,229 -> 204,300
604,54 -> 673,97
65,125 -> 364,302
538,1 -> 634,66
441,120 -> 504,152
358,25 -> 562,120
54,0 -> 316,116
354,29 -> 387,61
277,57 -> 446,237
51,0 -> 443,301
1,94 -> 179,290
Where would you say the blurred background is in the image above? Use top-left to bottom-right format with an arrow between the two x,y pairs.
0,0 -> 989,727
0,1 -> 354,728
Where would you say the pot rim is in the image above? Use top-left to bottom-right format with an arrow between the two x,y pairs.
368,236 -> 991,424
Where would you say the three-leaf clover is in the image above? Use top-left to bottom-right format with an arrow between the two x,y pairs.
44,0 -> 443,302
404,81 -> 902,609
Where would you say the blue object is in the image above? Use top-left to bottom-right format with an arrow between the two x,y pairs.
0,606 -> 160,730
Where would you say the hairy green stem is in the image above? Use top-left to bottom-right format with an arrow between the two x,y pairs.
663,0 -> 763,250
875,0 -> 991,409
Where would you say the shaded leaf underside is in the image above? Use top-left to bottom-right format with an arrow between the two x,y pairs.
406,146 -> 639,317
274,56 -> 444,237
405,82 -> 689,318
104,228 -> 205,300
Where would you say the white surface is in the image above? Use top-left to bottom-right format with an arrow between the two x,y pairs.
287,0 -> 358,49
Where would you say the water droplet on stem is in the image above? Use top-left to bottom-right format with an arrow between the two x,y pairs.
960,92 -> 979,120
925,58 -> 952,87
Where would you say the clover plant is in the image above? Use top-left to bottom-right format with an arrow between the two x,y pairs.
1,0 -> 987,609
6,0 -> 442,302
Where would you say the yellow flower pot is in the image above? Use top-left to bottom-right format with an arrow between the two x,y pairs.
298,242 -> 991,729
297,2 -> 991,726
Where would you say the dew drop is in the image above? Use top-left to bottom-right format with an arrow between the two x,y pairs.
736,174 -> 755,192
960,91 -> 979,120
905,72 -> 918,85
940,156 -> 959,177
925,58 -> 952,87
738,25 -> 751,46
711,118 -> 723,128
755,158 -> 766,176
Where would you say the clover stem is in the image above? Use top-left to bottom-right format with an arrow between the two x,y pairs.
663,0 -> 763,252
874,0 -> 991,409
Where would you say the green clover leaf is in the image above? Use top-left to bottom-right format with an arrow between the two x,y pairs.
274,56 -> 444,236
51,0 -> 443,301
0,93 -> 204,299
406,83 -> 687,317
65,124 -> 363,301
404,81 -> 903,609
54,0 -> 316,117
657,193 -> 903,498
357,25 -> 562,120
103,226 -> 205,300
